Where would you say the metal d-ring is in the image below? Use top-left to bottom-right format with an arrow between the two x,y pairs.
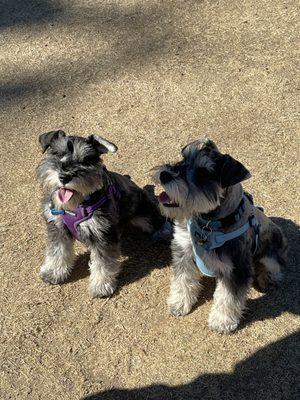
197,220 -> 212,245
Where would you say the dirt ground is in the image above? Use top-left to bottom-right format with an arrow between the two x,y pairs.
0,1 -> 299,399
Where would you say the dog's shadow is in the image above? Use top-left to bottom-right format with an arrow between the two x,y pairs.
68,213 -> 299,327
84,331 -> 300,400
67,229 -> 172,288
119,229 -> 172,287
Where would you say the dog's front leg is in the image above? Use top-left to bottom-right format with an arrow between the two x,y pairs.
89,245 -> 121,298
168,239 -> 202,317
40,223 -> 74,284
208,276 -> 250,334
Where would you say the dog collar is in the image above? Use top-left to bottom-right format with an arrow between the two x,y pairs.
200,196 -> 246,229
50,183 -> 121,241
187,198 -> 260,277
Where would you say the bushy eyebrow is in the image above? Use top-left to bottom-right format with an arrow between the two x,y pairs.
196,155 -> 215,172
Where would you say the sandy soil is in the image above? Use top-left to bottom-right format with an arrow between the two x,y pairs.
0,1 -> 299,399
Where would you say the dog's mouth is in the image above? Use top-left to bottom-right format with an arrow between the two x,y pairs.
57,187 -> 76,204
158,191 -> 179,208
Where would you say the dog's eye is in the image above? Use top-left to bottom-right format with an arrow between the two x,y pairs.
82,155 -> 99,165
172,163 -> 186,178
193,167 -> 216,186
51,150 -> 64,158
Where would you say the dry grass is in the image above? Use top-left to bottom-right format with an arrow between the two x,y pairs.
0,1 -> 299,399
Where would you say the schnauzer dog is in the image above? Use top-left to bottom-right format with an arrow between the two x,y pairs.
152,139 -> 287,333
37,130 -> 167,297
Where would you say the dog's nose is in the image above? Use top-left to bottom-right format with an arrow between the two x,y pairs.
59,174 -> 72,185
160,171 -> 173,184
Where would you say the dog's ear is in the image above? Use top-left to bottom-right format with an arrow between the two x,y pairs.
88,135 -> 118,154
39,130 -> 66,153
218,154 -> 251,188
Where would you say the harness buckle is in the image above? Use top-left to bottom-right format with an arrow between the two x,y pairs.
194,230 -> 208,245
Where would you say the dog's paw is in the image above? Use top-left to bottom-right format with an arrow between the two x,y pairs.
40,265 -> 70,284
168,300 -> 192,317
169,305 -> 189,317
89,279 -> 117,298
208,309 -> 239,334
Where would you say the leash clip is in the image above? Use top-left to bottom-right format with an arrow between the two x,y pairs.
50,208 -> 65,216
195,221 -> 212,245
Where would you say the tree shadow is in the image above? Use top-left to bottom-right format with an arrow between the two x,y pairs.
83,330 -> 300,399
0,2 -> 187,106
0,0 -> 63,28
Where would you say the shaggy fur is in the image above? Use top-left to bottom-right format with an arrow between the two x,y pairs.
37,130 -> 166,297
152,139 -> 287,333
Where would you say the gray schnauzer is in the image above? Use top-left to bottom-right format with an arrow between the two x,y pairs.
152,139 -> 287,333
37,130 -> 167,297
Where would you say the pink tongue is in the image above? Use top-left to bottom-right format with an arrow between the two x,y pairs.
57,188 -> 74,204
158,191 -> 170,204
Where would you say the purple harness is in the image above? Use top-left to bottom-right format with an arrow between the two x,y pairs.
50,184 -> 120,241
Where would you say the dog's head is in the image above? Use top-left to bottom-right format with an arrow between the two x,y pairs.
152,139 -> 250,220
36,130 -> 117,208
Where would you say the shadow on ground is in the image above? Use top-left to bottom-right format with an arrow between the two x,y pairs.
0,1 -> 186,104
0,0 -> 63,28
83,330 -> 300,400
66,228 -> 172,288
69,216 -> 299,327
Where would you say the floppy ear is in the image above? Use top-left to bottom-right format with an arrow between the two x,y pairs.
88,135 -> 118,154
39,130 -> 66,153
218,154 -> 251,188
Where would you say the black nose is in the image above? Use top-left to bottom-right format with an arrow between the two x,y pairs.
160,171 -> 173,184
59,174 -> 72,184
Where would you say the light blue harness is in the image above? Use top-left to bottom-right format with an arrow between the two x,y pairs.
187,206 -> 259,278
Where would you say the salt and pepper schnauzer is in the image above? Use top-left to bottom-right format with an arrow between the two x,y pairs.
37,130 -> 166,297
152,139 -> 287,333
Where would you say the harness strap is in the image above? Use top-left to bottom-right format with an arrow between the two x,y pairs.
211,221 -> 251,248
50,183 -> 121,241
188,214 -> 260,277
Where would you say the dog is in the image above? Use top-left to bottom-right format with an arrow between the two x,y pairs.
152,138 -> 287,333
36,130 -> 167,297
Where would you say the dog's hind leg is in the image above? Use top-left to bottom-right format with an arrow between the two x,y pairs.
254,257 -> 283,291
89,244 -> 121,298
254,221 -> 287,291
40,222 -> 74,284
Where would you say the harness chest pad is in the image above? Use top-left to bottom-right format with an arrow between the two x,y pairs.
187,210 -> 259,278
50,184 -> 120,241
